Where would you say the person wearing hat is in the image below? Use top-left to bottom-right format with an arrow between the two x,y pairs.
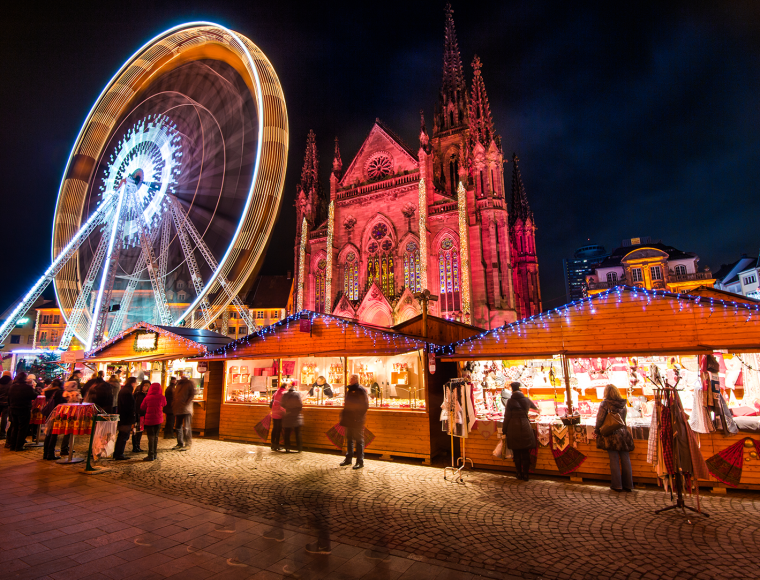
503,381 -> 539,481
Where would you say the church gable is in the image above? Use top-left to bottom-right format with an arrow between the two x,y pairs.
356,281 -> 394,327
339,121 -> 419,188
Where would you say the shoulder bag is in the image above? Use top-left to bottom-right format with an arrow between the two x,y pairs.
600,409 -> 625,437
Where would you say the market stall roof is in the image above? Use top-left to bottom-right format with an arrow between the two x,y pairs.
438,286 -> 760,360
392,314 -> 484,344
687,285 -> 759,305
85,322 -> 232,362
199,310 -> 432,360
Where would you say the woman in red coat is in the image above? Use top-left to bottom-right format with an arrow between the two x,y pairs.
140,383 -> 166,462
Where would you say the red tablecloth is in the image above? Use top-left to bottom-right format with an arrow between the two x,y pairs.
30,396 -> 47,425
47,403 -> 97,435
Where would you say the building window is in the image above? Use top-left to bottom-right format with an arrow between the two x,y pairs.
256,311 -> 265,319
271,310 -> 279,319
404,242 -> 421,293
315,259 -> 327,313
239,326 -> 248,335
177,291 -> 187,301
674,265 -> 687,277
51,331 -> 59,344
41,315 -> 50,325
10,335 -> 20,344
438,241 -> 461,314
744,274 -> 757,286
230,312 -> 237,319
606,272 -> 618,285
53,315 -> 60,325
27,335 -> 33,345
650,266 -> 663,281
39,332 -> 47,343
177,280 -> 185,290
343,254 -> 359,300
631,268 -> 643,283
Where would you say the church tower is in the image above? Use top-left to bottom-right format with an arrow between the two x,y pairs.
509,153 -> 542,316
295,130 -> 324,234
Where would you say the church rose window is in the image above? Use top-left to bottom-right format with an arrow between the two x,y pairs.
315,259 -> 327,313
346,252 -> 356,262
367,154 -> 393,179
371,223 -> 388,240
441,237 -> 454,250
406,241 -> 417,252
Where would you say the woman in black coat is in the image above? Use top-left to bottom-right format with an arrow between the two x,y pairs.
595,384 -> 635,492
503,381 -> 538,481
113,380 -> 136,460
132,380 -> 150,453
42,380 -> 65,460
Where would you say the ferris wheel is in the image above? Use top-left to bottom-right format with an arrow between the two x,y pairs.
0,22 -> 288,350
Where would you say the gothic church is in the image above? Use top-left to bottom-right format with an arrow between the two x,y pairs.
293,6 -> 541,329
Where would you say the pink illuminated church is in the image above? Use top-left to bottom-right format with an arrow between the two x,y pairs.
293,6 -> 541,329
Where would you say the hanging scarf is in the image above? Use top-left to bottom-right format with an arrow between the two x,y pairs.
550,431 -> 586,475
572,424 -> 588,447
659,404 -> 676,475
706,438 -> 760,488
551,424 -> 570,452
536,423 -> 551,447
646,409 -> 659,464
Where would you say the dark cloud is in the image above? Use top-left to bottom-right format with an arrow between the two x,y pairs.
1,1 -> 759,314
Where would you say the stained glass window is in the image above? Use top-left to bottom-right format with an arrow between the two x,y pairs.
381,239 -> 393,252
367,254 -> 395,299
344,257 -> 358,300
315,259 -> 327,313
404,245 -> 421,293
438,245 -> 461,315
368,241 -> 378,254
371,223 -> 388,240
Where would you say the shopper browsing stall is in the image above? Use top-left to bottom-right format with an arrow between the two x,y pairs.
270,383 -> 287,451
503,381 -> 538,481
595,384 -> 635,492
339,374 -> 369,470
282,384 -> 304,453
172,377 -> 195,450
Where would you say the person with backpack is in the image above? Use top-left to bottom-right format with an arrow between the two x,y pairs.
595,384 -> 635,492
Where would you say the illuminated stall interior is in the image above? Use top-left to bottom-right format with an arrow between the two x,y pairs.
441,286 -> 760,489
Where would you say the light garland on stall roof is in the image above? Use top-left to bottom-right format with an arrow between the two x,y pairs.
325,201 -> 335,314
202,309 -> 430,359
84,321 -> 207,358
429,285 -> 760,356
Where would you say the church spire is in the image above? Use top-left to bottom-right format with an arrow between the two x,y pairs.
468,56 -> 498,149
299,130 -> 319,195
433,4 -> 469,135
509,153 -> 532,225
332,136 -> 342,177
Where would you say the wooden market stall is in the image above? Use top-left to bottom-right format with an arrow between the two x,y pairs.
201,311 -> 478,463
437,286 -> 760,490
85,322 -> 232,436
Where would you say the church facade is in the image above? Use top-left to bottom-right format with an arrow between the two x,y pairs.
293,6 -> 541,330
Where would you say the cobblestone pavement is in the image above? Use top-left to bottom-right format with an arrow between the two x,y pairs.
2,438 -> 759,580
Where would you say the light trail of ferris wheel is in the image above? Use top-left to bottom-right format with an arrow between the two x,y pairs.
0,22 -> 288,352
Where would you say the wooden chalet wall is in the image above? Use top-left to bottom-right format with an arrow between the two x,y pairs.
451,287 -> 760,359
392,315 -> 484,345
192,361 -> 223,436
88,330 -> 205,361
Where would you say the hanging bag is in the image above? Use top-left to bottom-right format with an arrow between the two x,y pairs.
600,410 -> 625,437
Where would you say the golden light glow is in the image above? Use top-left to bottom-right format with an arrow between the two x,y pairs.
418,178 -> 428,291
325,201 -> 335,313
297,217 -> 308,312
457,180 -> 471,324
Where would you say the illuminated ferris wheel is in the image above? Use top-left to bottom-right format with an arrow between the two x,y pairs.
0,22 -> 288,350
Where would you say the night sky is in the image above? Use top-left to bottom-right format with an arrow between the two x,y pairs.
2,1 -> 759,314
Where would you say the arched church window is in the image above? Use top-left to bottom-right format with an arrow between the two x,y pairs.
343,252 -> 358,300
438,238 -> 461,315
404,242 -> 421,293
448,156 -> 459,196
315,258 -> 327,313
372,223 -> 388,240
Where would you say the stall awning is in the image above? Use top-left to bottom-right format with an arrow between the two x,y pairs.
438,286 -> 760,360
85,322 -> 233,362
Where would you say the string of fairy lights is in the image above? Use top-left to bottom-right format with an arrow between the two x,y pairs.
457,180 -> 471,324
85,321 -> 205,357
418,178 -> 428,290
325,201 -> 335,311
429,285 -> 760,356
296,216 -> 308,312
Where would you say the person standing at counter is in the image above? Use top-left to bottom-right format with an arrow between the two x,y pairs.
282,385 -> 303,453
163,377 -> 176,439
141,383 -> 166,462
172,377 -> 196,450
595,384 -> 635,492
113,381 -> 136,460
270,383 -> 287,451
503,381 -> 538,481
339,374 -> 369,470
309,376 -> 333,399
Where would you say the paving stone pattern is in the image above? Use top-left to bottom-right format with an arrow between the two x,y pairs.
1,437 -> 758,580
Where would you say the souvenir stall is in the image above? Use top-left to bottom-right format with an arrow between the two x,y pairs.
437,286 -> 760,490
84,322 -> 230,436
202,311 -> 469,463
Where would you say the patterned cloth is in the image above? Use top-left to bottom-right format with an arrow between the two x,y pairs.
46,403 -> 97,436
536,423 -> 551,447
659,405 -> 675,475
705,438 -> 760,488
551,424 -> 570,452
647,410 -> 659,464
550,433 -> 586,475
572,424 -> 588,446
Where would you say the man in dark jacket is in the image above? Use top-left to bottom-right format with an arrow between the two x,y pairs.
113,383 -> 136,460
339,374 -> 369,469
8,372 -> 38,451
86,378 -> 114,413
163,377 -> 176,439
171,377 -> 195,450
0,371 -> 12,440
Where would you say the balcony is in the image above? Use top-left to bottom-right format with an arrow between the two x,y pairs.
335,171 -> 420,201
670,272 -> 712,283
585,280 -> 620,291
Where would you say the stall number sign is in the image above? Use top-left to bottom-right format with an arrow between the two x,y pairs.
197,362 -> 208,373
135,332 -> 159,352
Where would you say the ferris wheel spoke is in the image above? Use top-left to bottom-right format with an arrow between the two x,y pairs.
108,223 -> 161,336
0,195 -> 115,346
167,196 -> 255,330
130,193 -> 173,327
59,231 -> 111,350
169,206 -> 212,326
157,216 -> 171,288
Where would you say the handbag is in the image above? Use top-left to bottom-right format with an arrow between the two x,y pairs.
600,410 -> 625,437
